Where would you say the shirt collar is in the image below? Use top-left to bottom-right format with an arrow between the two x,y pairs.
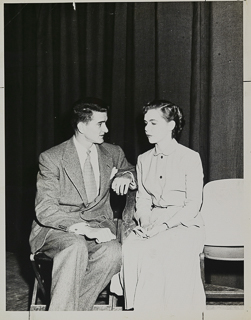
154,138 -> 178,156
73,135 -> 96,155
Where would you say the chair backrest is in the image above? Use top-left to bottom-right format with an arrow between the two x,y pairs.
200,179 -> 244,246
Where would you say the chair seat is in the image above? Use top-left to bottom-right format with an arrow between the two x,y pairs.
204,245 -> 244,261
205,283 -> 244,300
32,252 -> 52,262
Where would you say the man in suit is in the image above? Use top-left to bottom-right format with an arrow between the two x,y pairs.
29,98 -> 136,311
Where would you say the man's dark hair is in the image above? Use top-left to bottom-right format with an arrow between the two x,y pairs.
71,97 -> 109,132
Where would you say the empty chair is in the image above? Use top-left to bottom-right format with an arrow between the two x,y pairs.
200,179 -> 244,301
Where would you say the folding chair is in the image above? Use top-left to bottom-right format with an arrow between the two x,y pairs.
200,179 -> 244,301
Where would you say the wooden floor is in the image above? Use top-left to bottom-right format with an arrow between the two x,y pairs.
6,251 -> 244,311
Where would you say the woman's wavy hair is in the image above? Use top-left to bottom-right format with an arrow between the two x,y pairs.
143,99 -> 185,140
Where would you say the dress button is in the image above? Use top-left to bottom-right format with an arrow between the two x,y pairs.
161,156 -> 163,159
160,176 -> 162,179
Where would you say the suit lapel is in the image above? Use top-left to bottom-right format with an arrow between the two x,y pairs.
79,144 -> 113,211
62,138 -> 88,203
62,139 -> 114,208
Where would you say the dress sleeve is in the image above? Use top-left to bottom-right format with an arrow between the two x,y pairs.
134,156 -> 153,223
166,152 -> 204,228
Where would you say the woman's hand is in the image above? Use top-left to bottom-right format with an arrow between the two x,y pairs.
147,223 -> 167,238
133,226 -> 149,238
139,215 -> 151,229
149,207 -> 168,226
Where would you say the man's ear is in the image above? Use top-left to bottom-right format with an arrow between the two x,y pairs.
77,121 -> 86,134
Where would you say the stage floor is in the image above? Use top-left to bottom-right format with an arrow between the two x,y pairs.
6,251 -> 244,312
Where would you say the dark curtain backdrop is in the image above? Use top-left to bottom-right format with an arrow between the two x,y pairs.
5,2 -> 243,253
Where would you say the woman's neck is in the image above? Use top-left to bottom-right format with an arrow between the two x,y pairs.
156,137 -> 173,153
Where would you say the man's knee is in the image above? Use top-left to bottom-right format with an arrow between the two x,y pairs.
97,240 -> 122,272
70,237 -> 89,253
110,240 -> 122,271
54,235 -> 88,260
109,239 -> 122,261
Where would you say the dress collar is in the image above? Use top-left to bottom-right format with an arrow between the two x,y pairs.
154,138 -> 178,156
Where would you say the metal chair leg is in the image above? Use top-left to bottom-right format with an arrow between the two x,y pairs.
30,278 -> 47,311
200,252 -> 205,288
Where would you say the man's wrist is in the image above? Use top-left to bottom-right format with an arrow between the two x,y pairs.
122,171 -> 137,189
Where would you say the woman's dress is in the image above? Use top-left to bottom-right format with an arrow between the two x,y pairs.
122,139 -> 206,312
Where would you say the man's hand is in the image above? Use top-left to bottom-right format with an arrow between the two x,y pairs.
111,172 -> 133,195
68,222 -> 116,243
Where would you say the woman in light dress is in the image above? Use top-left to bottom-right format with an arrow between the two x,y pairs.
122,100 -> 206,313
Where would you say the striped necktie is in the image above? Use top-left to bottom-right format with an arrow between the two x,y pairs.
83,150 -> 97,203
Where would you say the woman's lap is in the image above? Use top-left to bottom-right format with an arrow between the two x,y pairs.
123,225 -> 204,258
122,225 -> 205,311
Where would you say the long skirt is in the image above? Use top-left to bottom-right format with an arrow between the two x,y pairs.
122,225 -> 206,313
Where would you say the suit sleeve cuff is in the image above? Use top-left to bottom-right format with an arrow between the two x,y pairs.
122,171 -> 137,189
58,221 -> 89,232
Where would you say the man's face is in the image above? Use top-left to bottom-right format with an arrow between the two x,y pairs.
79,111 -> 108,144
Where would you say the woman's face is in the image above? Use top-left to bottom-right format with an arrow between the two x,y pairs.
144,108 -> 174,145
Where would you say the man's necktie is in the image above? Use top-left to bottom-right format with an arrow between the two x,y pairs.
83,150 -> 97,203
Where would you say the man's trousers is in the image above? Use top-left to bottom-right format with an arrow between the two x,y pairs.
40,229 -> 122,310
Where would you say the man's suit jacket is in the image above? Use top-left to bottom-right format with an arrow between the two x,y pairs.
29,137 -> 135,253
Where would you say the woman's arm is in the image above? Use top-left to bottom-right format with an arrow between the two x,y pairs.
147,151 -> 203,237
134,157 -> 153,228
165,152 -> 204,228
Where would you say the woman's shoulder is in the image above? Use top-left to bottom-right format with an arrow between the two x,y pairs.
137,148 -> 155,162
177,143 -> 198,155
176,143 -> 201,164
